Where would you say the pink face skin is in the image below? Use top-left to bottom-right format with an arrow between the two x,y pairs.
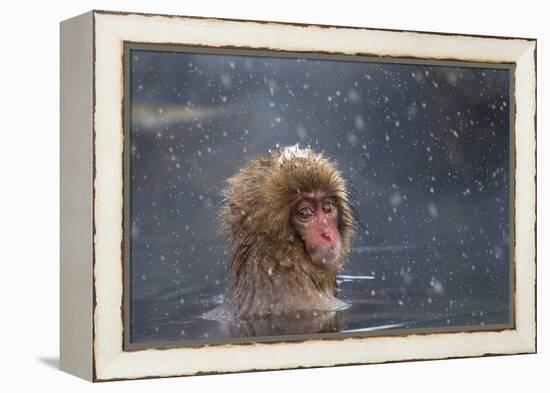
292,193 -> 342,271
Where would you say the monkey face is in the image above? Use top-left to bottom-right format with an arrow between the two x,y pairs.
292,192 -> 343,271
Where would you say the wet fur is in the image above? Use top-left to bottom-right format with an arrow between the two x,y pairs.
213,146 -> 356,319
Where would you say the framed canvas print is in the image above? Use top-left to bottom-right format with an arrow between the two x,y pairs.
60,10 -> 537,382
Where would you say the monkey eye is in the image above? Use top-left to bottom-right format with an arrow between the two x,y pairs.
296,207 -> 314,221
322,201 -> 335,214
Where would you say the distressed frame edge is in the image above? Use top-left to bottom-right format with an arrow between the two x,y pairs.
92,8 -> 538,42
512,40 -> 537,353
59,11 -> 95,382
90,11 -> 537,381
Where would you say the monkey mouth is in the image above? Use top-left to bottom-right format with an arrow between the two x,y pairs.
309,242 -> 342,269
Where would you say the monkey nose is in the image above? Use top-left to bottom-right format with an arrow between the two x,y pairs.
321,231 -> 334,242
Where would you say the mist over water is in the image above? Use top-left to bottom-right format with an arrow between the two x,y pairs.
128,48 -> 511,344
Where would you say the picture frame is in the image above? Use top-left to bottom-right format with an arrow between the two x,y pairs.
60,10 -> 537,382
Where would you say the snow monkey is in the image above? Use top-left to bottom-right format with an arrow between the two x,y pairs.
207,144 -> 356,321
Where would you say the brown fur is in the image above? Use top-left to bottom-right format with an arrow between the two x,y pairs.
215,145 -> 355,319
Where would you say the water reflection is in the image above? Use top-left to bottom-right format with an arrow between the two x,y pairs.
129,270 -> 511,345
215,310 -> 343,338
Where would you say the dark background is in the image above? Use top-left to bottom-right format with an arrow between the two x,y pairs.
128,48 -> 511,344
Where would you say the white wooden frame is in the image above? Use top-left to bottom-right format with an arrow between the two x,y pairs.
60,10 -> 536,382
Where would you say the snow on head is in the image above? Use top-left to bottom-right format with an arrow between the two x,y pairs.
277,144 -> 313,164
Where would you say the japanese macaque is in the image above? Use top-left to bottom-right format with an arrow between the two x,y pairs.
206,144 -> 356,322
